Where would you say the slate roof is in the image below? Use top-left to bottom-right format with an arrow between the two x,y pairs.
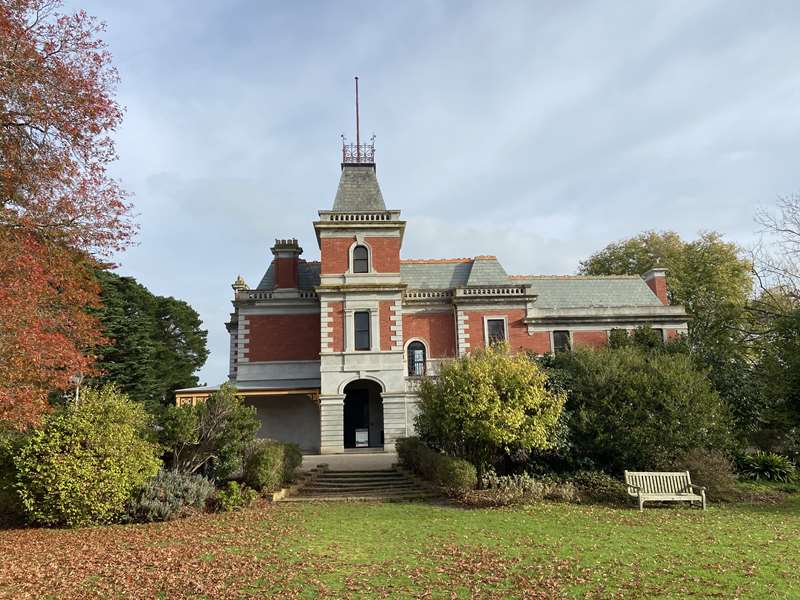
251,255 -> 661,309
399,257 -> 664,308
332,165 -> 386,211
466,256 -> 508,286
512,276 -> 664,309
257,261 -> 320,290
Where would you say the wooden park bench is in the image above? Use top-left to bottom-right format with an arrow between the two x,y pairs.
624,471 -> 706,511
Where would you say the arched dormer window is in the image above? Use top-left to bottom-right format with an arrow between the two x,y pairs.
353,244 -> 369,273
407,341 -> 426,376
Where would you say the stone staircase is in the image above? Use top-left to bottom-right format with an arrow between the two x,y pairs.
279,466 -> 436,502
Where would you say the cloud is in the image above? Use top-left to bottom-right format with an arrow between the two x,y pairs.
64,0 -> 800,383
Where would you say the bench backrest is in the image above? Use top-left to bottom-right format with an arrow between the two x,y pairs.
624,471 -> 691,496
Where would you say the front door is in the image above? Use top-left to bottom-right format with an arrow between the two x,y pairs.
343,389 -> 369,449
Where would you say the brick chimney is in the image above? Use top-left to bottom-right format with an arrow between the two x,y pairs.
271,239 -> 302,289
643,267 -> 669,305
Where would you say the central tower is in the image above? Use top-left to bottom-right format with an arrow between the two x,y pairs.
313,79 -> 408,453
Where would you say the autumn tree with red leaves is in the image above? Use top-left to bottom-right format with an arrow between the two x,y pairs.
1,0 -> 134,426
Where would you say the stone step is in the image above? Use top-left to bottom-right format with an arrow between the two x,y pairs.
281,466 -> 438,503
300,485 -> 421,495
311,476 -> 407,484
315,470 -> 399,477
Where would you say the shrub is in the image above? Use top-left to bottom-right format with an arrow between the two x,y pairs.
570,471 -> 629,505
396,437 -> 477,494
243,440 -> 282,492
415,344 -> 565,478
14,386 -> 162,527
158,383 -> 260,481
126,470 -> 213,523
548,346 -> 731,473
0,427 -> 25,525
212,481 -> 257,512
738,451 -> 797,483
473,471 -> 579,506
667,448 -> 740,502
242,440 -> 303,492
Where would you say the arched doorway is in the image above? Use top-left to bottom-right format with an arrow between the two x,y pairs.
343,379 -> 384,449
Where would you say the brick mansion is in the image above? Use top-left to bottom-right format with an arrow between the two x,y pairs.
176,138 -> 688,455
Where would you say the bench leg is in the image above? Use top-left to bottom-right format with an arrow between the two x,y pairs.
638,495 -> 644,512
701,491 -> 706,511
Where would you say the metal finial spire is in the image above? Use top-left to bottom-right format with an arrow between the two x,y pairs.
341,76 -> 375,165
355,76 -> 360,161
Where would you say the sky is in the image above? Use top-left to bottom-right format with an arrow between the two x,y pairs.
65,0 -> 800,384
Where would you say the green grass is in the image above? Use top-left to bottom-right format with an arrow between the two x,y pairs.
262,498 -> 800,599
2,497 -> 799,598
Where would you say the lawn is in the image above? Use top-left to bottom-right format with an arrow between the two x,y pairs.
1,497 -> 799,599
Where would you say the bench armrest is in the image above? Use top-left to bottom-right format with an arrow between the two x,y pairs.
687,483 -> 706,492
624,483 -> 642,491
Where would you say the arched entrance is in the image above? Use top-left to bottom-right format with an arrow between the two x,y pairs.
343,379 -> 384,449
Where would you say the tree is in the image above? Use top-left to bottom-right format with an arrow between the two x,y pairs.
0,229 -> 103,425
579,230 -> 757,436
415,344 -> 565,479
158,383 -> 260,481
0,1 -> 133,426
91,270 -> 209,407
549,346 -> 731,474
13,385 -> 161,526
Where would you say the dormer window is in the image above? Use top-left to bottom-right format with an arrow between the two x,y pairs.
353,245 -> 369,273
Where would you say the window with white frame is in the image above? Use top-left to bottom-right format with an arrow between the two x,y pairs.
407,341 -> 426,376
354,311 -> 370,350
486,318 -> 507,345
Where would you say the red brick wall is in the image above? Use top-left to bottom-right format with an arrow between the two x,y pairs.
329,301 -> 344,352
320,236 -> 401,275
379,301 -> 393,351
274,257 -> 298,288
246,313 -> 320,361
403,312 -> 456,358
366,237 -> 401,273
465,309 -> 551,355
573,330 -> 608,348
646,276 -> 669,305
320,237 -> 353,275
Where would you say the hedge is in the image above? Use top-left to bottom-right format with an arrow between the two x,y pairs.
243,440 -> 303,492
396,436 -> 477,494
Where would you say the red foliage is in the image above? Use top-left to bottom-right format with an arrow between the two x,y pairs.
0,1 -> 133,426
0,229 -> 103,426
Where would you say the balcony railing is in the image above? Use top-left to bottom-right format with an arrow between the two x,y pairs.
342,142 -> 375,164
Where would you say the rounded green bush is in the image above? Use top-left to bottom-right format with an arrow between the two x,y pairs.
243,440 -> 302,492
14,386 -> 162,527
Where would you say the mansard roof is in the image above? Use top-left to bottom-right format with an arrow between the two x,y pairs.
257,260 -> 320,290
332,165 -> 386,212
399,257 -> 664,309
251,254 -> 663,309
511,276 -> 664,309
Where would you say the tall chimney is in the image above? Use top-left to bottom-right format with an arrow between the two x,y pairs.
643,267 -> 669,305
271,239 -> 302,289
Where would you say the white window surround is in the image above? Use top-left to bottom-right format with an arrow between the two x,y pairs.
344,306 -> 380,352
483,316 -> 509,346
550,329 -> 573,353
347,238 -> 373,274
